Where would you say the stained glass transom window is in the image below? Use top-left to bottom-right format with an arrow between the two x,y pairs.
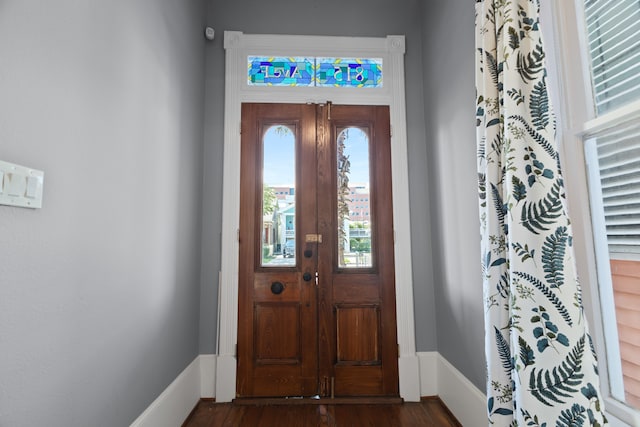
247,56 -> 383,88
316,58 -> 382,88
248,57 -> 315,86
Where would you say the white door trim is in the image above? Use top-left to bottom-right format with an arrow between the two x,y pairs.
216,31 -> 419,402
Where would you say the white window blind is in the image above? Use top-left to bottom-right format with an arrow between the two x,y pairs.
585,0 -> 640,114
587,122 -> 640,255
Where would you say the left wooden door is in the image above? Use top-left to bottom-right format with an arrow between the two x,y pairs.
237,103 -> 319,397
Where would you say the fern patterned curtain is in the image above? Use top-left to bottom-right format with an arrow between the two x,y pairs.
475,0 -> 608,425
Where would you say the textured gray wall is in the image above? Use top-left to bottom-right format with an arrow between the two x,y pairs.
421,0 -> 486,390
0,1 -> 206,425
199,0 -> 439,354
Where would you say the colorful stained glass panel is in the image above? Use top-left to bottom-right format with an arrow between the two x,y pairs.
248,56 -> 314,86
316,58 -> 383,88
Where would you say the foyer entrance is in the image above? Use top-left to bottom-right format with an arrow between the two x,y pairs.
236,103 -> 399,398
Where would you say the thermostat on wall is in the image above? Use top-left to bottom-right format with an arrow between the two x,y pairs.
0,160 -> 44,209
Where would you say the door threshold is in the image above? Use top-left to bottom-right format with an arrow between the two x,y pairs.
233,396 -> 403,406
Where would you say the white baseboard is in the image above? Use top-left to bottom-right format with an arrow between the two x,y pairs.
434,353 -> 486,427
417,351 -> 486,425
199,354 -> 216,398
130,355 -> 216,427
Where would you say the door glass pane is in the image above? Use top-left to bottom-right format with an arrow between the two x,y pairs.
262,125 -> 296,267
337,127 -> 373,268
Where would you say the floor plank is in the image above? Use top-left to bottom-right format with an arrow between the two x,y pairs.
183,398 -> 462,426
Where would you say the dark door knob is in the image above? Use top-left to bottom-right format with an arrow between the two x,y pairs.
271,281 -> 285,294
303,272 -> 312,282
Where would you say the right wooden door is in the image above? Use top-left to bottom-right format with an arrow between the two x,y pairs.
237,103 -> 399,399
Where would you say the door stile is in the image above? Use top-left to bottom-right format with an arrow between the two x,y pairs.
237,103 -> 259,396
298,104 -> 320,396
315,103 -> 335,396
371,105 -> 400,395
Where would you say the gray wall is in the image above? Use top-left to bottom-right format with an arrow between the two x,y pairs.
0,1 -> 206,425
0,1 -> 484,424
199,0 -> 439,354
421,0 -> 486,390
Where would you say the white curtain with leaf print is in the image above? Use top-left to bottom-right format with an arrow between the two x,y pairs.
475,0 -> 608,425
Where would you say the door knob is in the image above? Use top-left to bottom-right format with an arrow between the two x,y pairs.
303,272 -> 312,282
270,281 -> 285,295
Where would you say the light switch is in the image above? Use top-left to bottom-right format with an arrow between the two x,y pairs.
0,160 -> 44,209
26,176 -> 40,199
6,173 -> 27,196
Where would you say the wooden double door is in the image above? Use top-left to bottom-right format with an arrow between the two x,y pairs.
237,103 -> 398,399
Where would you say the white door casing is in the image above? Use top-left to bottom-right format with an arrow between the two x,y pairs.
215,31 -> 419,402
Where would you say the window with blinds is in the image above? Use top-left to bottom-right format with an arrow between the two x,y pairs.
576,0 -> 640,416
586,122 -> 640,255
584,0 -> 640,114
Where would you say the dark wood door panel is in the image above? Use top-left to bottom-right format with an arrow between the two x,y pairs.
334,366 -> 384,396
331,276 -> 380,302
254,303 -> 301,364
335,304 -> 381,363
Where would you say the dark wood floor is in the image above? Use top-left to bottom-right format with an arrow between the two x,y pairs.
183,398 -> 462,427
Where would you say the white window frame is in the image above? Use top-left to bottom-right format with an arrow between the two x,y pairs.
544,1 -> 640,425
214,31 -> 420,402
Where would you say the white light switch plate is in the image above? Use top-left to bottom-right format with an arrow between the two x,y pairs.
0,160 -> 44,209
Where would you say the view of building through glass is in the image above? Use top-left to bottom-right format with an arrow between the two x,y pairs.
261,125 -> 296,267
260,124 -> 373,269
337,127 -> 372,268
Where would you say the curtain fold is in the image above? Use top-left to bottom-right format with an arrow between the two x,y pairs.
475,0 -> 609,424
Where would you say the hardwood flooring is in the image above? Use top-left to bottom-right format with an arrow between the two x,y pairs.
183,398 -> 462,427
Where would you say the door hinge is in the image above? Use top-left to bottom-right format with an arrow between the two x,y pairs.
331,377 -> 335,399
237,228 -> 240,242
321,376 -> 329,396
